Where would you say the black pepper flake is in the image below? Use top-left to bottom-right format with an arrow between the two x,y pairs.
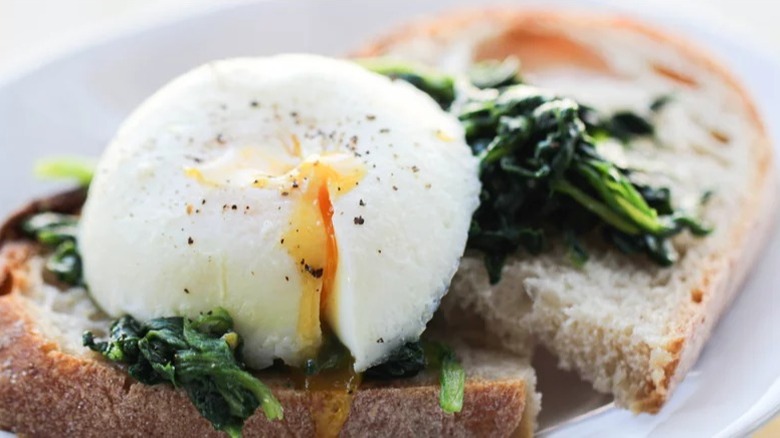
354,216 -> 365,225
366,114 -> 376,121
377,249 -> 382,254
188,237 -> 194,245
216,133 -> 226,144
281,238 -> 285,244
231,205 -> 238,210
425,183 -> 432,189
304,264 -> 324,279
250,100 -> 259,107
359,199 -> 365,206
411,165 -> 419,173
392,186 -> 398,191
281,191 -> 289,196
379,128 -> 390,134
285,276 -> 289,282
184,288 -> 190,294
292,181 -> 299,189
376,338 -> 384,343
201,199 -> 206,205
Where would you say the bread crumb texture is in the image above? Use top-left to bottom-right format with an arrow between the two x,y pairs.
0,243 -> 535,437
366,9 -> 775,412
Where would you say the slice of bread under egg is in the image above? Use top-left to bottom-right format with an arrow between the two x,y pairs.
0,188 -> 538,437
358,9 -> 776,413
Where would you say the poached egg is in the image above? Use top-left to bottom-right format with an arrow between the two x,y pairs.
79,54 -> 480,371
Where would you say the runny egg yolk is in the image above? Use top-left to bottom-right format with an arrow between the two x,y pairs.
184,137 -> 365,358
185,139 -> 365,437
269,153 -> 365,355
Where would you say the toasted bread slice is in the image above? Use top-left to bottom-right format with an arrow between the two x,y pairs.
358,10 -> 777,413
0,192 -> 539,437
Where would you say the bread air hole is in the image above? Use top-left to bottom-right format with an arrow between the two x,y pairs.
652,64 -> 698,87
709,129 -> 731,145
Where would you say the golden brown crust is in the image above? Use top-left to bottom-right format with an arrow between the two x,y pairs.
357,8 -> 776,413
0,240 -> 528,437
356,8 -> 766,129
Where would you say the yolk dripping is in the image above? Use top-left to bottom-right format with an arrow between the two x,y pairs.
184,138 -> 365,438
278,153 -> 364,438
275,154 -> 364,354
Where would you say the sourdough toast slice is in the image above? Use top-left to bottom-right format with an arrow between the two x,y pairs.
0,193 -> 538,437
358,9 -> 776,413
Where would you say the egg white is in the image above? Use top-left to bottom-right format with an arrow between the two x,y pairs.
79,54 -> 480,370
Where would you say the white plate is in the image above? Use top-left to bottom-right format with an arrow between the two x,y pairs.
0,1 -> 778,437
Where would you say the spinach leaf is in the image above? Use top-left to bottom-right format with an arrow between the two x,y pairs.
84,308 -> 283,438
34,156 -> 96,187
362,340 -> 464,414
438,348 -> 465,414
424,342 -> 465,414
356,59 -> 456,109
364,342 -> 426,380
468,57 -> 523,89
650,94 -> 675,113
22,213 -> 83,286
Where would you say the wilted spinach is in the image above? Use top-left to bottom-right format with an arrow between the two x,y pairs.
22,213 -> 83,286
365,60 -> 711,283
364,340 -> 464,413
83,308 -> 283,438
364,342 -> 426,380
307,337 -> 463,413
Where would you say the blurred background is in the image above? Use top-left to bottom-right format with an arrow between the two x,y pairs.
0,0 -> 778,436
0,0 -> 779,72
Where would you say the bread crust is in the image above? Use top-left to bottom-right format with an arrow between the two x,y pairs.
357,8 -> 777,413
0,240 -> 529,437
